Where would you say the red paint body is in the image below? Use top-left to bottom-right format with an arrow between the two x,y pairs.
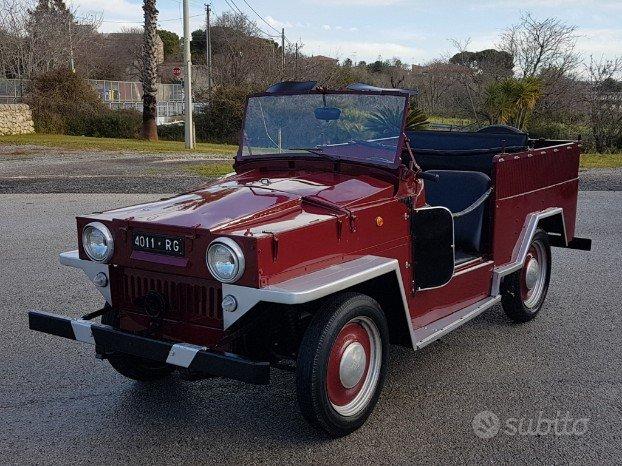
77,128 -> 581,348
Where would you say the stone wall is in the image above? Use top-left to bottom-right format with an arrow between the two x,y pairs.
0,104 -> 35,136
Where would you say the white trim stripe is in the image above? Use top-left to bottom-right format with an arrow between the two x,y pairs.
166,343 -> 204,368
70,320 -> 95,344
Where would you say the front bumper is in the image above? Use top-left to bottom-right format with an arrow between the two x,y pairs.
28,310 -> 270,385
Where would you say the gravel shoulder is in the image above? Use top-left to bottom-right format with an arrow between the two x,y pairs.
0,144 -> 233,193
1,144 -> 620,193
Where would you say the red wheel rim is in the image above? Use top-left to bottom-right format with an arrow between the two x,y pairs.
520,246 -> 537,302
325,316 -> 382,417
520,240 -> 547,308
326,322 -> 371,407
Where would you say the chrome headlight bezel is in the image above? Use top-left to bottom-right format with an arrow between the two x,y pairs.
206,237 -> 245,283
82,221 -> 114,263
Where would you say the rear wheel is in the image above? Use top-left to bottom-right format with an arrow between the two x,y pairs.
296,292 -> 389,437
501,229 -> 551,322
101,308 -> 175,382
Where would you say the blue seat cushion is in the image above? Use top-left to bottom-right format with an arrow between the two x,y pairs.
424,170 -> 491,253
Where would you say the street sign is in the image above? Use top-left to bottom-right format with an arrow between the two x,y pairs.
172,66 -> 182,78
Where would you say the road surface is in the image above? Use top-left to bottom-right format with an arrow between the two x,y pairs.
0,192 -> 620,464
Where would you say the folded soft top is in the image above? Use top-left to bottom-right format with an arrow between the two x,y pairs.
407,129 -> 529,175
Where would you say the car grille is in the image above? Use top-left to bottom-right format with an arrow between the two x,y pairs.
112,267 -> 223,323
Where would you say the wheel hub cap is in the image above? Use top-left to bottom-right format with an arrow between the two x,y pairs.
339,342 -> 367,389
524,257 -> 540,290
326,317 -> 382,417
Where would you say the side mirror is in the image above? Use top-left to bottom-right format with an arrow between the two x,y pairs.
314,107 -> 341,121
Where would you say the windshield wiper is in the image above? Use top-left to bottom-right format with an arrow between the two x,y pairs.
287,147 -> 339,162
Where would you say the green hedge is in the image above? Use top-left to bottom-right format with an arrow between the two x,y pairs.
157,122 -> 185,141
80,110 -> 142,139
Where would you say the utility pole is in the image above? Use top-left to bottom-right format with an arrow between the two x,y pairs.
68,19 -> 75,73
183,0 -> 194,149
281,28 -> 285,79
294,42 -> 299,79
205,4 -> 212,98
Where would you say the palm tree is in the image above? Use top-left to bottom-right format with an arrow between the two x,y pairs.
140,0 -> 158,140
365,101 -> 429,136
485,77 -> 541,130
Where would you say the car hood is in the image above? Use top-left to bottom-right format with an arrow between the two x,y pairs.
91,170 -> 395,232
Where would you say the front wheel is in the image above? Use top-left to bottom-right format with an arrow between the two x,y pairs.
296,292 -> 389,437
101,308 -> 175,382
501,229 -> 552,322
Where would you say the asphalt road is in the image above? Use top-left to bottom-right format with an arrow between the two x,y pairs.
1,192 -> 620,464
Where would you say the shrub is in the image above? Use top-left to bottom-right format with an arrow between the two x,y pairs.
157,122 -> 184,141
527,120 -> 597,151
196,86 -> 254,144
25,68 -> 105,134
82,109 -> 142,139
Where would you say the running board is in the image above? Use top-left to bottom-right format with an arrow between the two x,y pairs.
413,296 -> 501,350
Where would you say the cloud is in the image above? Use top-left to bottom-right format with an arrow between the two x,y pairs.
308,0 -> 404,4
265,16 -> 294,29
473,0 -> 622,8
67,0 -> 142,18
576,28 -> 622,59
303,39 -> 425,63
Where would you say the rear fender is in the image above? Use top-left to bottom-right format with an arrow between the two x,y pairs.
492,207 -> 570,295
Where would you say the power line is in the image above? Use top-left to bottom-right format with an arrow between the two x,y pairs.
222,0 -> 279,39
236,0 -> 293,45
238,0 -> 279,35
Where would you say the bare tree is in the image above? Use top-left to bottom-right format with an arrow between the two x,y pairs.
140,0 -> 158,140
583,56 -> 622,153
500,12 -> 579,81
494,13 -> 582,120
446,38 -> 487,124
411,61 -> 457,116
0,0 -> 101,79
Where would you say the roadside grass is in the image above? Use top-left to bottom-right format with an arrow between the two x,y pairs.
580,153 -> 622,169
0,133 -> 237,156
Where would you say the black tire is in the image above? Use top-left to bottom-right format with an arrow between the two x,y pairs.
101,309 -> 175,382
296,292 -> 389,437
501,229 -> 551,323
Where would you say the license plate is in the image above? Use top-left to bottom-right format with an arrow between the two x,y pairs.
132,232 -> 185,257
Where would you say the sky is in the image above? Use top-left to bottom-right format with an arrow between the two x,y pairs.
67,0 -> 622,65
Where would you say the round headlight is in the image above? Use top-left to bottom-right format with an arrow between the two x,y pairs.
206,237 -> 245,283
82,222 -> 114,263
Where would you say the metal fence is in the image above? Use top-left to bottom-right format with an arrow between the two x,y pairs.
0,78 -> 202,122
89,80 -> 184,104
0,79 -> 26,104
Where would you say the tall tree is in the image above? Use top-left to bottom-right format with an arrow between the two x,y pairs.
140,0 -> 158,140
157,29 -> 180,59
583,56 -> 622,153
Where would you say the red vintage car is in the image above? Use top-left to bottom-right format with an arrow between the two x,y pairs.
30,82 -> 591,437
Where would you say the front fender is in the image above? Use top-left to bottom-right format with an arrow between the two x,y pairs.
222,256 -> 411,337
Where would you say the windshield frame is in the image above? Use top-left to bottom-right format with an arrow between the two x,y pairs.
235,89 -> 410,170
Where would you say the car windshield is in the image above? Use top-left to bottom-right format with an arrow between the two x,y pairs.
239,92 -> 408,166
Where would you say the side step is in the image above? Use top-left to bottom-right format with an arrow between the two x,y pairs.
413,296 -> 501,350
